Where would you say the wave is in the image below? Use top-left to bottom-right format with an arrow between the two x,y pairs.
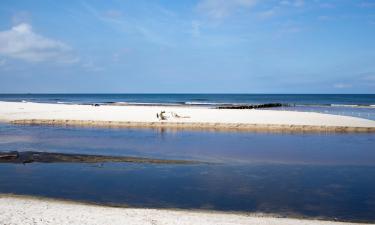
330,104 -> 367,108
183,101 -> 263,106
57,101 -> 74,104
107,101 -> 236,107
337,104 -> 374,108
108,102 -> 182,106
184,101 -> 224,105
295,104 -> 375,108
11,99 -> 375,109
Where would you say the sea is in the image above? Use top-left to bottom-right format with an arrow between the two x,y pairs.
0,94 -> 374,222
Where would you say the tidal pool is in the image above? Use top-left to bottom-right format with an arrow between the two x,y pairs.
0,123 -> 374,222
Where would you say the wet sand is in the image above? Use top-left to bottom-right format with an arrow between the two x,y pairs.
0,151 -> 201,164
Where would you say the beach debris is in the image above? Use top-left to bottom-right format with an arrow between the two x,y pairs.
217,103 -> 284,109
157,111 -> 190,120
0,151 -> 202,165
170,112 -> 190,119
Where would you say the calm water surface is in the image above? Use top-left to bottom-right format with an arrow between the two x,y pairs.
0,123 -> 375,222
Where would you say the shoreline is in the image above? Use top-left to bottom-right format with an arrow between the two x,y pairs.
10,119 -> 375,132
0,194 -> 371,225
1,101 -> 375,133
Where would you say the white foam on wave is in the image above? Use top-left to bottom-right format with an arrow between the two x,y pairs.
111,102 -> 181,106
330,104 -> 375,108
331,104 -> 359,107
184,101 -> 220,105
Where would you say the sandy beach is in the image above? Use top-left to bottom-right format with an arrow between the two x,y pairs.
0,101 -> 374,132
1,0 -> 374,223
0,195 -> 371,225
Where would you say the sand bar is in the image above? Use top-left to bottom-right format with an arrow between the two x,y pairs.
0,151 -> 202,164
0,195 -> 371,225
0,101 -> 375,132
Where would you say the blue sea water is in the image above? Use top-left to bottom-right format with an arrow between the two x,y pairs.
0,93 -> 374,106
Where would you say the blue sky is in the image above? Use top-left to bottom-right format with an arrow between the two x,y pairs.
0,0 -> 374,93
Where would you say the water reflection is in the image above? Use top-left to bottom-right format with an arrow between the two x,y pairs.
0,123 -> 375,222
0,163 -> 374,222
1,124 -> 374,165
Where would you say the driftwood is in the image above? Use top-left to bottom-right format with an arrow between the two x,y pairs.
0,151 -> 201,165
217,103 -> 284,109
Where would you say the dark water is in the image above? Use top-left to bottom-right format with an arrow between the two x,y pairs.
0,123 -> 375,222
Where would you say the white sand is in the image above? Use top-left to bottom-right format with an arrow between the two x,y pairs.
0,101 -> 374,130
0,195 -> 369,225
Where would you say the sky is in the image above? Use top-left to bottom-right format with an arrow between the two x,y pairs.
0,0 -> 374,93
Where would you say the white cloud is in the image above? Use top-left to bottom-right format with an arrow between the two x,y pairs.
197,0 -> 257,19
82,2 -> 175,47
12,11 -> 32,25
280,0 -> 304,7
294,0 -> 304,7
333,83 -> 352,89
319,3 -> 335,9
191,20 -> 201,37
257,9 -> 276,19
82,61 -> 104,72
0,59 -> 6,67
317,15 -> 331,21
103,10 -> 123,19
361,74 -> 375,81
0,23 -> 78,63
359,1 -> 375,8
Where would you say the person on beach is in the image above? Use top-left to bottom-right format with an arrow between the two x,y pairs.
157,111 -> 167,120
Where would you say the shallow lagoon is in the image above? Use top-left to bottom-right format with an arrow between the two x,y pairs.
0,123 -> 374,222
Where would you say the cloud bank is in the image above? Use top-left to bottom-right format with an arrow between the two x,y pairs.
0,23 -> 77,63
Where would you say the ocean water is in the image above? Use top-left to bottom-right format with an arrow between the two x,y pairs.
0,94 -> 374,106
0,94 -> 374,120
0,123 -> 375,222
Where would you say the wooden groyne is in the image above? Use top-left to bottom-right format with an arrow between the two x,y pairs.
217,103 -> 284,109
